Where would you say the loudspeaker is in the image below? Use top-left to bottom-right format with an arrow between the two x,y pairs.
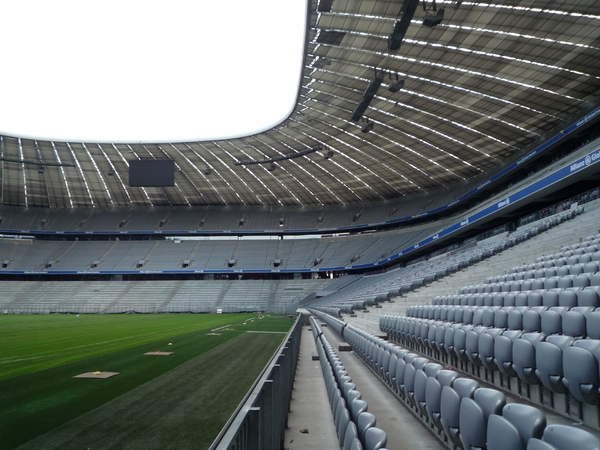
423,8 -> 444,27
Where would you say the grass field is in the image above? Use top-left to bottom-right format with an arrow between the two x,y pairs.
0,313 -> 293,450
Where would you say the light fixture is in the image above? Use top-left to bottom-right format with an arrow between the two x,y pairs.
267,162 -> 276,172
388,73 -> 405,93
423,1 -> 444,27
324,149 -> 335,159
361,118 -> 374,134
204,167 -> 212,175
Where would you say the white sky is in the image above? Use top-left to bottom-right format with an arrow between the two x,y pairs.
0,1 -> 307,143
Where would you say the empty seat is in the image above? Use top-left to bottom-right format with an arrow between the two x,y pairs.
488,403 -> 546,450
440,378 -> 480,449
426,370 -> 459,434
357,412 -> 376,444
529,424 -> 600,450
343,422 -> 360,450
459,388 -> 506,450
563,339 -> 600,403
574,274 -> 591,288
558,289 -> 577,307
351,399 -> 368,423
562,306 -> 593,338
338,408 -> 352,447
349,438 -> 363,450
494,328 -> 524,378
578,288 -> 599,307
414,362 -> 443,417
586,310 -> 600,340
513,331 -> 546,385
535,334 -> 575,394
487,414 -> 523,450
364,427 -> 387,450
528,292 -> 544,307
404,358 -> 429,407
541,290 -> 559,307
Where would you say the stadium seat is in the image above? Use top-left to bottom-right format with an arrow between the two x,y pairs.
440,378 -> 479,448
563,339 -> 600,403
349,437 -> 364,450
459,388 -> 506,450
535,334 -> 574,394
426,369 -> 459,434
357,412 -> 376,443
535,424 -> 600,450
343,422 -> 360,450
487,414 -> 524,450
364,427 -> 387,450
351,399 -> 368,423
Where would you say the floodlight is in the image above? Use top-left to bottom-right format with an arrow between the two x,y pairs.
423,8 -> 444,27
361,119 -> 374,134
388,74 -> 405,93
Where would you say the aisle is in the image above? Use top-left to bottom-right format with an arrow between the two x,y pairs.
322,326 -> 444,450
284,323 -> 339,450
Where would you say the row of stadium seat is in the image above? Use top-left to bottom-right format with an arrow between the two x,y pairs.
462,271 -> 600,294
313,311 -> 600,450
557,234 -> 600,252
481,259 -> 600,285
434,287 -> 600,308
382,307 -> 600,404
310,317 -> 388,450
407,304 -> 596,331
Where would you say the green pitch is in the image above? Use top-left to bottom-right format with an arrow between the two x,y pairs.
0,313 -> 293,450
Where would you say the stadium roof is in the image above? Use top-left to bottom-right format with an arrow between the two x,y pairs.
1,0 -> 599,208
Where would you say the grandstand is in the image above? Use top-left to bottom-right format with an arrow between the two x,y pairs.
2,1 -> 600,449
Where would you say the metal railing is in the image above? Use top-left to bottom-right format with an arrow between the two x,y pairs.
209,313 -> 303,450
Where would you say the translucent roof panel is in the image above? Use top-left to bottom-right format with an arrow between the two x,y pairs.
0,0 -> 599,208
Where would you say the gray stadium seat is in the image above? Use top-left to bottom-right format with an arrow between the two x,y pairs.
349,437 -> 363,450
346,389 -> 362,408
364,427 -> 388,450
403,360 -> 418,407
351,399 -> 368,423
357,411 -> 376,443
526,439 -> 558,449
494,329 -> 524,377
587,310 -> 600,340
562,306 -> 593,338
558,289 -> 577,307
563,339 -> 600,403
487,414 -> 524,450
414,363 -> 443,417
338,408 -> 351,446
426,369 -> 459,434
535,334 -> 574,394
478,327 -> 504,372
579,288 -> 600,307
539,424 -> 600,450
440,378 -> 480,449
343,422 -> 359,450
460,388 -> 506,450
